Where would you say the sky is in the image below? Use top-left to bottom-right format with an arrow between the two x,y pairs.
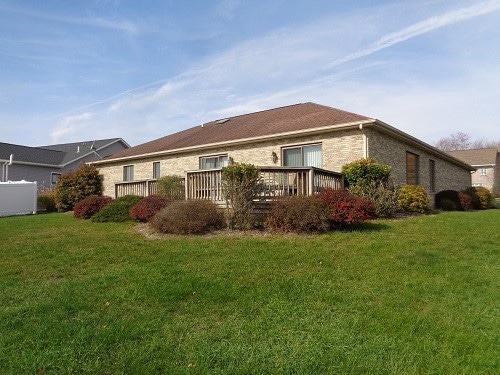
1,0 -> 500,148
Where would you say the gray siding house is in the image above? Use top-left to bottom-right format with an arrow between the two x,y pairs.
1,138 -> 129,190
447,148 -> 500,195
94,103 -> 473,203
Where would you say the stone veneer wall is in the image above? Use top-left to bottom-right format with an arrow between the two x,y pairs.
97,129 -> 366,197
365,128 -> 471,197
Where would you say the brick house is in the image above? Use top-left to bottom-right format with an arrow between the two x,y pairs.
447,148 -> 500,195
93,103 -> 473,202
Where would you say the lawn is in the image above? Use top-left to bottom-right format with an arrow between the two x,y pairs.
0,211 -> 498,374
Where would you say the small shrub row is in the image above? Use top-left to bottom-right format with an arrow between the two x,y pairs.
435,187 -> 493,211
129,195 -> 173,222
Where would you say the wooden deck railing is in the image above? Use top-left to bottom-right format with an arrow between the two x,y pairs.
114,167 -> 343,201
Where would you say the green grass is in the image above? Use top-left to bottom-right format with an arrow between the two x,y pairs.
0,211 -> 499,374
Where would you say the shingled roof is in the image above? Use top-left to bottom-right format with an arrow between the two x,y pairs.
447,148 -> 499,166
0,142 -> 65,166
105,103 -> 371,160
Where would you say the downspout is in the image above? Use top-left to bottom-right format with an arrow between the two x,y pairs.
3,154 -> 13,181
359,124 -> 368,158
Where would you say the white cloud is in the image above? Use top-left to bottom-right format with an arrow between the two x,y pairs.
50,113 -> 93,142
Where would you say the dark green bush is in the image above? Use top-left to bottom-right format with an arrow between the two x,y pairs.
342,158 -> 391,189
54,164 -> 103,212
150,200 -> 225,235
37,189 -> 57,212
264,196 -> 330,233
91,195 -> 142,222
397,185 -> 430,213
435,190 -> 461,211
129,195 -> 172,222
73,195 -> 113,219
157,175 -> 185,200
318,188 -> 376,228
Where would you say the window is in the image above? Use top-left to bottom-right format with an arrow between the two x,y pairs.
153,162 -> 160,179
429,159 -> 436,192
481,168 -> 487,175
406,152 -> 419,184
123,165 -> 134,182
282,144 -> 322,168
51,172 -> 61,185
200,154 -> 229,169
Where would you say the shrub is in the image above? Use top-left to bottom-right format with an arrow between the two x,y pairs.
157,175 -> 185,200
318,188 -> 376,228
73,195 -> 113,219
54,164 -> 103,212
222,162 -> 262,230
37,189 -> 57,212
462,187 -> 481,210
473,186 -> 493,209
264,196 -> 330,233
150,199 -> 225,235
129,195 -> 173,222
342,158 -> 391,189
435,190 -> 461,211
349,181 -> 401,218
91,195 -> 143,222
397,185 -> 430,213
458,192 -> 473,211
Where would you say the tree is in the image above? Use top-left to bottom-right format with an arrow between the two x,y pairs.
435,132 -> 500,151
54,164 -> 103,211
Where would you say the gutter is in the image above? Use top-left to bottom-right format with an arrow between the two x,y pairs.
92,120 -> 371,165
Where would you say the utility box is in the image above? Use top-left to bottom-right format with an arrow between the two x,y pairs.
0,181 -> 37,216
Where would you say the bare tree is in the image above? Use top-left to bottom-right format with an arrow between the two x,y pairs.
434,132 -> 471,151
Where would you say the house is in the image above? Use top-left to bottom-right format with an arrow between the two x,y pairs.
447,148 -> 500,194
0,138 -> 130,190
93,103 -> 473,202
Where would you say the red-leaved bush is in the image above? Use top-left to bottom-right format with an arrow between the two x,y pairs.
458,191 -> 473,211
73,195 -> 113,219
318,188 -> 376,227
129,195 -> 173,222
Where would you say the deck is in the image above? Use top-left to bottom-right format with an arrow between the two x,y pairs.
114,166 -> 343,203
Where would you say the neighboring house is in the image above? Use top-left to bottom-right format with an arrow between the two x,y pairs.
447,148 -> 500,195
93,103 -> 473,203
0,138 -> 130,190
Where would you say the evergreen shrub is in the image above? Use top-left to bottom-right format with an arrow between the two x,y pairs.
397,184 -> 430,213
37,189 -> 57,212
91,195 -> 142,222
435,190 -> 461,211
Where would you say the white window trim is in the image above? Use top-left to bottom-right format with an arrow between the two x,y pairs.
199,154 -> 229,169
281,143 -> 322,168
123,165 -> 134,182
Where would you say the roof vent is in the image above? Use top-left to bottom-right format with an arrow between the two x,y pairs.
217,118 -> 229,124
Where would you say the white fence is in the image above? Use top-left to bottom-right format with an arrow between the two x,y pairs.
0,181 -> 37,216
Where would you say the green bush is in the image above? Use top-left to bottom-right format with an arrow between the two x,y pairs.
264,196 -> 330,233
91,195 -> 142,222
342,158 -> 391,189
54,164 -> 103,212
37,189 -> 57,212
397,185 -> 430,213
157,175 -> 185,200
349,182 -> 401,218
150,199 -> 225,235
222,162 -> 262,230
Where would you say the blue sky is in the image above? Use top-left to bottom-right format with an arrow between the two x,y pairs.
1,0 -> 500,147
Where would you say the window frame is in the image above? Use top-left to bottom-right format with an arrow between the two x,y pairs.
406,152 -> 419,185
481,168 -> 487,175
123,165 -> 134,182
199,154 -> 229,169
281,143 -> 322,168
50,172 -> 61,185
153,162 -> 160,179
